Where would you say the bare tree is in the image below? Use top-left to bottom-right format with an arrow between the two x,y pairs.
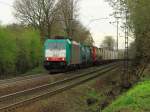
101,36 -> 115,50
58,0 -> 79,38
13,0 -> 58,39
73,20 -> 94,45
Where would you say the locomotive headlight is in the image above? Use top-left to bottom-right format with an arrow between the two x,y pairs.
62,58 -> 65,61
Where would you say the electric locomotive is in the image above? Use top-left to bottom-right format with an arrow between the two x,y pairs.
44,37 -> 87,71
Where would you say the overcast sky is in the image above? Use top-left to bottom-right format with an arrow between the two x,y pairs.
0,0 -> 134,49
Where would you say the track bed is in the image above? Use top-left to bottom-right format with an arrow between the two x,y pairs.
0,64 -> 112,96
0,62 -> 121,112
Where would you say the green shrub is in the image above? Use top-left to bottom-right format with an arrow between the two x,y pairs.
15,28 -> 43,73
0,26 -> 43,77
0,28 -> 17,76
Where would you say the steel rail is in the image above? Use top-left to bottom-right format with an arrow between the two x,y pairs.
0,63 -> 120,112
0,74 -> 50,85
0,65 -> 99,86
0,62 -> 118,102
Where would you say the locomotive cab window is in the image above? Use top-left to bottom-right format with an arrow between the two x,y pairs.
47,43 -> 66,50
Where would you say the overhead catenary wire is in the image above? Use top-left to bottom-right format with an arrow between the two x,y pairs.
86,17 -> 109,27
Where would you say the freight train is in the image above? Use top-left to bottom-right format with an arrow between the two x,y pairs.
44,36 -> 122,71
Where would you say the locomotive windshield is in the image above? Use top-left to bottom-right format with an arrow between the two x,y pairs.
48,43 -> 65,50
45,42 -> 66,58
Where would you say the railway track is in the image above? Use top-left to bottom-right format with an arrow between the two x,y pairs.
0,62 -> 120,112
0,65 -> 102,86
0,64 -> 113,97
0,74 -> 50,85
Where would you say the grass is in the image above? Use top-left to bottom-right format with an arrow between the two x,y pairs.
82,87 -> 105,111
103,80 -> 150,112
